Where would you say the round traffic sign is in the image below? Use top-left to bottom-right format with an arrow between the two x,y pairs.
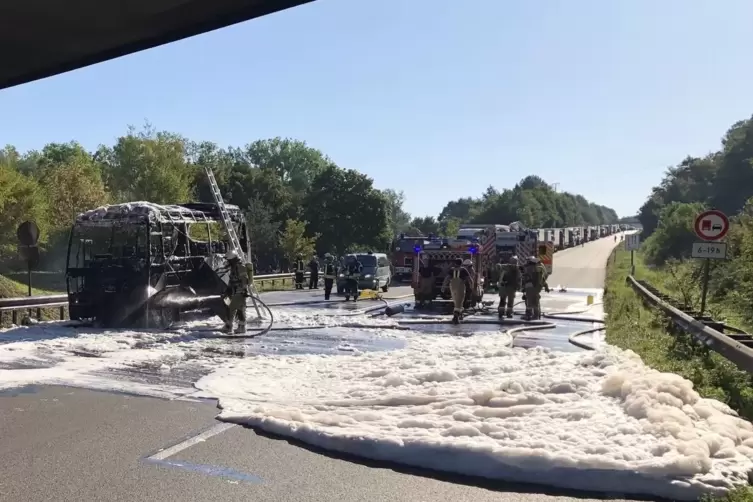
694,210 -> 729,241
16,221 -> 40,246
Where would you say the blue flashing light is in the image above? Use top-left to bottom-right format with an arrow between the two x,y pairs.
469,246 -> 478,254
414,245 -> 422,253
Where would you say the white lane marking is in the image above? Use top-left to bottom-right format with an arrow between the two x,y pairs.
148,422 -> 236,461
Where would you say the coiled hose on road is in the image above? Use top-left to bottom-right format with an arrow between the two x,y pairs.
213,294 -> 607,350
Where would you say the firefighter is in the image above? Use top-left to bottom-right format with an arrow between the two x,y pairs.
308,255 -> 320,289
442,258 -> 472,324
522,256 -> 549,320
462,258 -> 476,307
222,250 -> 248,334
344,256 -> 363,301
498,255 -> 521,319
293,254 -> 305,289
322,254 -> 337,300
417,258 -> 436,308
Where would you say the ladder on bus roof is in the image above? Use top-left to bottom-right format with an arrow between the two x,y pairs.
204,166 -> 262,318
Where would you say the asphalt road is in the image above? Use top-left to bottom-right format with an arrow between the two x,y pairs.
0,236 -> 635,502
548,234 -> 624,289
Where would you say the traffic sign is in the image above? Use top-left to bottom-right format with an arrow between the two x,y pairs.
16,221 -> 39,246
625,233 -> 641,251
691,242 -> 727,260
694,210 -> 729,241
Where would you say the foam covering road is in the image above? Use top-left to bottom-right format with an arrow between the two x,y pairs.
0,236 -> 680,502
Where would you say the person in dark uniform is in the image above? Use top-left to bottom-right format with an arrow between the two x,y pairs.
308,255 -> 320,289
441,259 -> 473,324
416,258 -> 438,308
222,250 -> 248,334
322,253 -> 337,300
344,256 -> 363,302
293,254 -> 305,289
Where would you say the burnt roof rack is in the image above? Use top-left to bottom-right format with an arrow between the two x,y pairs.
75,201 -> 242,226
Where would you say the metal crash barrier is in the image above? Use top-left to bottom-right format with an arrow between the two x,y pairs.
627,275 -> 753,375
0,272 -> 310,326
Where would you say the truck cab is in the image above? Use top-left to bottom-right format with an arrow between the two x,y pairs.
410,238 -> 484,308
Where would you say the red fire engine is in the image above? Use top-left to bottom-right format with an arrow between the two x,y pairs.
391,236 -> 429,282
410,237 -> 493,307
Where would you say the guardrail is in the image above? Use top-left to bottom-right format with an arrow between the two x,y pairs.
627,275 -> 753,374
0,272 -> 309,327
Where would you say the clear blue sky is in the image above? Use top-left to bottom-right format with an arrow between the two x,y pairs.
1,0 -> 752,219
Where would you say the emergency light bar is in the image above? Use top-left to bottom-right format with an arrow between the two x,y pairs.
417,238 -> 479,253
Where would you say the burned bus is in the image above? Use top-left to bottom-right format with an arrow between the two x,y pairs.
65,201 -> 249,328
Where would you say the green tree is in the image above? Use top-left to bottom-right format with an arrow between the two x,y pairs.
382,189 -> 411,236
642,201 -> 707,265
99,125 -> 194,204
410,216 -> 441,236
41,158 -> 109,226
303,166 -> 391,254
245,137 -> 329,207
0,164 -> 49,265
279,219 -> 318,264
246,197 -> 282,270
440,217 -> 462,238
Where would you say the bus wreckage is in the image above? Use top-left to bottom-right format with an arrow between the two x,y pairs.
65,201 -> 251,329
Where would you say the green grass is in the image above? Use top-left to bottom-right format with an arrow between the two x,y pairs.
0,273 -> 59,298
701,488 -> 753,502
606,247 -> 753,499
606,247 -> 753,418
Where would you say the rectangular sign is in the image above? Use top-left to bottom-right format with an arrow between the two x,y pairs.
625,234 -> 641,251
691,242 -> 727,259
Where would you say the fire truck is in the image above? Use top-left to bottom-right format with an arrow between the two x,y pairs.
391,235 -> 430,281
410,237 -> 492,307
457,222 -> 539,287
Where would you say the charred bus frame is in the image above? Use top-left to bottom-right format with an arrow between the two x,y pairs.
65,201 -> 250,328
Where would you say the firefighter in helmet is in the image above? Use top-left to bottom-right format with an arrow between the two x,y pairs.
293,254 -> 305,290
522,256 -> 549,320
442,258 -> 472,324
344,255 -> 363,301
498,255 -> 521,319
222,250 -> 248,334
322,253 -> 337,300
416,257 -> 436,308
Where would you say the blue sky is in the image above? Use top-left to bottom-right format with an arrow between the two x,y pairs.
1,0 -> 752,219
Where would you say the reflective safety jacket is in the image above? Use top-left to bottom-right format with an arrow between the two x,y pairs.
442,266 -> 472,290
522,264 -> 547,290
294,260 -> 305,273
228,259 -> 249,295
323,262 -> 337,279
499,263 -> 521,289
346,262 -> 363,279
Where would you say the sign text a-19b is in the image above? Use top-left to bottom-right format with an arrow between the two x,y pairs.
625,233 -> 641,251
691,242 -> 727,259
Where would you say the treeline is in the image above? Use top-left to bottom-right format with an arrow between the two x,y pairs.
637,114 -> 753,326
425,175 -> 618,235
0,127 -> 398,272
0,124 -> 618,273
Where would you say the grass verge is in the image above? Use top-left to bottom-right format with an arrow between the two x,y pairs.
606,247 -> 753,500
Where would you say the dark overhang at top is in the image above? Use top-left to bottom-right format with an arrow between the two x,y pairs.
0,0 -> 314,91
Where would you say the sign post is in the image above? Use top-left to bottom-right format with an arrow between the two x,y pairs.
693,210 -> 730,316
16,221 -> 40,297
624,233 -> 641,276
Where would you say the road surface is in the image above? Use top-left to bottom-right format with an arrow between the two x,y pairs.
0,237 -> 634,502
548,234 -> 623,289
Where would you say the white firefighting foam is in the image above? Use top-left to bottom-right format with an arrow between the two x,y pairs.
194,337 -> 753,500
1,303 -> 753,499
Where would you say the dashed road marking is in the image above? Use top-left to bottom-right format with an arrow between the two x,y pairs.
148,422 -> 236,461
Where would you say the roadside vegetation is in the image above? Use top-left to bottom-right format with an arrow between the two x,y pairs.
635,114 -> 753,331
0,125 -> 618,283
605,246 -> 753,420
605,247 -> 753,501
